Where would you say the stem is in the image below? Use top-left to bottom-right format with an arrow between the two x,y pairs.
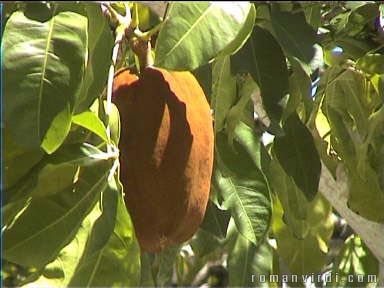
106,30 -> 125,153
102,2 -> 131,174
129,33 -> 154,72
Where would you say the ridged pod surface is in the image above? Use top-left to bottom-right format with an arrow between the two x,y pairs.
112,67 -> 214,252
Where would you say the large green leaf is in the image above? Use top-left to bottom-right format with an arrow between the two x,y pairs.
228,235 -> 272,287
273,113 -> 321,201
75,3 -> 113,112
3,161 -> 111,269
270,4 -> 316,63
213,124 -> 271,245
211,56 -> 237,134
155,2 -> 254,70
231,26 -> 289,123
300,2 -> 322,30
3,6 -> 87,153
22,178 -> 140,287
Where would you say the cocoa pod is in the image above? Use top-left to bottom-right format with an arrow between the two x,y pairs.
112,67 -> 214,252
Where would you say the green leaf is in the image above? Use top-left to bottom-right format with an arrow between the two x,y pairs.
75,3 -> 114,112
153,245 -> 181,287
356,53 -> 384,75
284,57 -> 313,122
226,76 -> 257,145
270,4 -> 316,63
89,100 -> 121,145
190,229 -> 225,258
3,7 -> 87,154
335,37 -> 373,59
327,235 -> 379,287
3,161 -> 111,269
211,56 -> 237,134
273,113 -> 321,200
219,4 -> 256,56
231,26 -> 289,122
23,177 -> 140,287
272,194 -> 334,282
214,126 -> 271,245
140,253 -> 156,287
48,143 -> 112,167
300,2 -> 322,30
200,201 -> 231,240
348,165 -> 384,223
268,159 -> 310,239
4,130 -> 44,190
72,111 -> 108,143
155,2 -> 254,70
67,179 -> 140,287
228,235 -> 272,287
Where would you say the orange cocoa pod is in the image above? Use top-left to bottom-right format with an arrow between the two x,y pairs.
112,67 -> 214,253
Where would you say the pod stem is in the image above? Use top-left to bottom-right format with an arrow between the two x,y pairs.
127,28 -> 154,72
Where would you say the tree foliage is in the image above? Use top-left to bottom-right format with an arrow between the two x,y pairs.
2,1 -> 384,287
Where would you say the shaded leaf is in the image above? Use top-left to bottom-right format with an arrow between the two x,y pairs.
273,113 -> 321,200
190,229 -> 225,258
356,53 -> 384,75
228,235 -> 272,287
153,244 -> 181,287
268,159 -> 310,239
271,4 -> 316,63
231,26 -> 289,123
300,2 -> 322,30
200,201 -> 231,240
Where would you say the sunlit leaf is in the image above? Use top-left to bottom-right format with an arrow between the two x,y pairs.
72,111 -> 108,143
3,6 -> 87,153
3,161 -> 111,269
155,2 -> 254,70
214,124 -> 271,245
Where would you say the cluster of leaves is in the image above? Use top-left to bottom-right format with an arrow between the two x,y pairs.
2,1 -> 383,287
